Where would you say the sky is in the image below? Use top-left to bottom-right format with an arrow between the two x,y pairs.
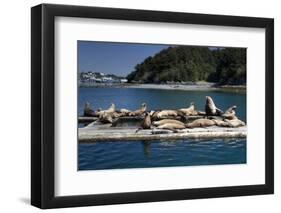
78,41 -> 171,77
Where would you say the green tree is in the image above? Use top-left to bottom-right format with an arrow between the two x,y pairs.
126,46 -> 246,85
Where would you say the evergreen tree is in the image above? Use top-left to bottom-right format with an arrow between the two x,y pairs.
126,46 -> 246,85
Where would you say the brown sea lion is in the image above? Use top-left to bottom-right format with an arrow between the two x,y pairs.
83,102 -> 97,117
179,102 -> 198,116
186,118 -> 216,128
205,96 -> 223,116
224,117 -> 246,128
99,112 -> 113,123
135,112 -> 152,133
129,103 -> 147,116
97,103 -> 116,115
120,108 -> 131,115
153,119 -> 185,127
222,105 -> 237,119
151,110 -> 160,120
212,119 -> 232,127
197,111 -> 206,116
153,110 -> 179,119
156,122 -> 186,131
111,111 -> 127,118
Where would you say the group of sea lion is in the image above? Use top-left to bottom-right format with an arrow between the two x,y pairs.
83,102 -> 147,124
83,96 -> 246,131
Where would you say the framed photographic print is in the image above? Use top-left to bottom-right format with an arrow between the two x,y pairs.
31,3 -> 274,209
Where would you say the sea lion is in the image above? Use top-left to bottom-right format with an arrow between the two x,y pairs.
205,96 -> 223,116
212,119 -> 231,127
111,111 -> 127,118
197,111 -> 206,116
179,102 -> 198,116
106,103 -> 115,113
135,112 -> 152,133
151,110 -> 159,120
120,108 -> 131,115
153,110 -> 180,119
153,119 -> 185,127
97,103 -> 116,115
129,103 -> 147,116
99,112 -> 113,123
222,105 -> 237,119
83,102 -> 93,116
83,102 -> 97,117
149,110 -> 155,116
186,118 -> 216,128
156,122 -> 186,131
224,117 -> 246,128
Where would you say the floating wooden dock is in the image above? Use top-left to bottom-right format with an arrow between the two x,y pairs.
78,115 -> 247,143
79,125 -> 247,143
78,116 -> 98,123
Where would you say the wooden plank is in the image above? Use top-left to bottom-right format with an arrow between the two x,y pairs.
78,117 -> 98,123
78,126 -> 247,143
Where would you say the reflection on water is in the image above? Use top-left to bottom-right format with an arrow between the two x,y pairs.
78,87 -> 246,171
79,139 -> 246,170
142,141 -> 152,159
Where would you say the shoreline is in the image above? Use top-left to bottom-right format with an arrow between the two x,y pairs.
79,82 -> 246,91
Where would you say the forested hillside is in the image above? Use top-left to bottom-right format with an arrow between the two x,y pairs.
126,46 -> 246,85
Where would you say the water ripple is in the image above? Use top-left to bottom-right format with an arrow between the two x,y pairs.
78,138 -> 246,170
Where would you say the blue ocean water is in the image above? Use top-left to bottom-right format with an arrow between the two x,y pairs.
78,87 -> 246,170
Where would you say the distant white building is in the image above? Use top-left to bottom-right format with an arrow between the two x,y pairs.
120,79 -> 128,83
79,71 -> 127,84
102,76 -> 113,82
89,76 -> 98,81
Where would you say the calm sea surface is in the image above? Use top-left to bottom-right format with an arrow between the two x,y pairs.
78,87 -> 246,170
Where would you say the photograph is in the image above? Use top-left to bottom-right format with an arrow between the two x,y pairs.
78,41 -> 247,171
30,3 -> 274,209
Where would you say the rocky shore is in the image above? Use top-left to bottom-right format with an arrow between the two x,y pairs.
79,82 -> 246,91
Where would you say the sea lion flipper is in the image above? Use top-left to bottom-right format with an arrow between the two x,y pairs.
135,128 -> 142,133
216,108 -> 223,115
163,127 -> 177,133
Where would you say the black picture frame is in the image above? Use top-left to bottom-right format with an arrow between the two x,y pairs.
31,3 -> 274,209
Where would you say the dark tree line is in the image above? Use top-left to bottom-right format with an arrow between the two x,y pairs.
126,46 -> 246,85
